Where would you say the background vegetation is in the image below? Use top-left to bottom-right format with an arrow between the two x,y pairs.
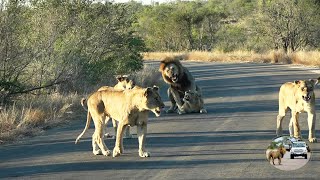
1,0 -> 320,142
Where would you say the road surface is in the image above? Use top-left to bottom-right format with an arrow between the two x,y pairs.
1,61 -> 320,179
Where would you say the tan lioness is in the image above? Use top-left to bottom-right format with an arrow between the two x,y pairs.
75,86 -> 165,157
179,90 -> 207,114
98,75 -> 135,138
276,78 -> 320,143
81,75 -> 135,138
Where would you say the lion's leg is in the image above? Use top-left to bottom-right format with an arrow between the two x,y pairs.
276,112 -> 286,137
169,88 -> 185,114
278,155 -> 281,165
93,115 -> 111,156
291,111 -> 301,139
137,123 -> 150,157
92,133 -> 102,155
112,118 -> 117,139
307,111 -> 317,143
104,117 -> 113,138
167,87 -> 177,113
113,122 -> 126,157
271,156 -> 275,165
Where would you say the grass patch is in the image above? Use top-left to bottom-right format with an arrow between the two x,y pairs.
143,50 -> 320,66
0,93 -> 81,144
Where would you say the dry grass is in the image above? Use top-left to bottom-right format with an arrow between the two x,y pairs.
0,93 -> 80,143
143,50 -> 320,66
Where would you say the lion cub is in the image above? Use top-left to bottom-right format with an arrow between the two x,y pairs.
276,78 -> 320,143
178,90 -> 207,114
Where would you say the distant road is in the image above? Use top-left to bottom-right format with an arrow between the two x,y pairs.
1,61 -> 320,179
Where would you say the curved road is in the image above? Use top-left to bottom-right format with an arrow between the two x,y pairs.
1,61 -> 320,179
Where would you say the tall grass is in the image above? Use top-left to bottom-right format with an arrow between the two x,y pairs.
143,50 -> 320,66
0,93 -> 80,143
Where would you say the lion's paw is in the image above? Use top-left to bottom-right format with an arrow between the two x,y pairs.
93,149 -> 102,155
200,109 -> 207,113
102,149 -> 111,156
309,137 -> 317,143
139,151 -> 150,157
113,147 -> 122,157
178,109 -> 186,115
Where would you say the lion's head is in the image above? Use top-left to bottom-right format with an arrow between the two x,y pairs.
115,75 -> 135,90
142,86 -> 165,117
279,146 -> 286,158
159,57 -> 183,84
183,90 -> 200,104
294,78 -> 319,103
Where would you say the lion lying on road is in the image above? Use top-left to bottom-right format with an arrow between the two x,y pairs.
276,78 -> 320,143
179,90 -> 207,114
159,57 -> 204,114
75,86 -> 164,157
266,147 -> 286,165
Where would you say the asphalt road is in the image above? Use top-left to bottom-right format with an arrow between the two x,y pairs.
1,61 -> 320,179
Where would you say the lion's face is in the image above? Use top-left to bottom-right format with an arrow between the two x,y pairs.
183,90 -> 199,104
116,76 -> 135,90
164,63 -> 180,83
143,86 -> 165,117
279,147 -> 286,158
295,80 -> 317,102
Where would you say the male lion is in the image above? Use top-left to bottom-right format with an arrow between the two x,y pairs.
276,78 -> 320,143
266,146 -> 286,165
159,57 -> 203,114
75,86 -> 165,158
81,75 -> 135,138
179,90 -> 207,114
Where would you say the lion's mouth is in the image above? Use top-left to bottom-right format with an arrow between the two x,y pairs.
171,75 -> 178,83
183,96 -> 190,102
302,95 -> 311,102
152,108 -> 162,117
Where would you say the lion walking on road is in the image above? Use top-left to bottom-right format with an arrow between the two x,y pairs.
266,147 -> 286,165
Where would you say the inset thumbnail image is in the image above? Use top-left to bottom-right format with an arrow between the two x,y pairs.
265,136 -> 311,171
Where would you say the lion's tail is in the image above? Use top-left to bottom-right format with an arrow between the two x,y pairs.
81,98 -> 88,111
75,110 -> 92,144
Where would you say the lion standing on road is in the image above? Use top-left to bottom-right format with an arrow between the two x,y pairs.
75,86 -> 164,157
159,57 -> 204,114
276,78 -> 320,143
81,75 -> 135,138
266,146 -> 286,165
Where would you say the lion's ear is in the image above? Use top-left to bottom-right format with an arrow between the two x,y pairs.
153,85 -> 159,91
144,87 -> 153,97
294,80 -> 300,85
116,75 -> 124,82
314,77 -> 320,86
159,61 -> 166,72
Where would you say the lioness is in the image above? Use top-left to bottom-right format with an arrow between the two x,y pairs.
266,147 -> 286,165
75,86 -> 164,157
276,78 -> 320,143
82,75 -> 135,138
179,90 -> 207,114
159,57 -> 203,114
